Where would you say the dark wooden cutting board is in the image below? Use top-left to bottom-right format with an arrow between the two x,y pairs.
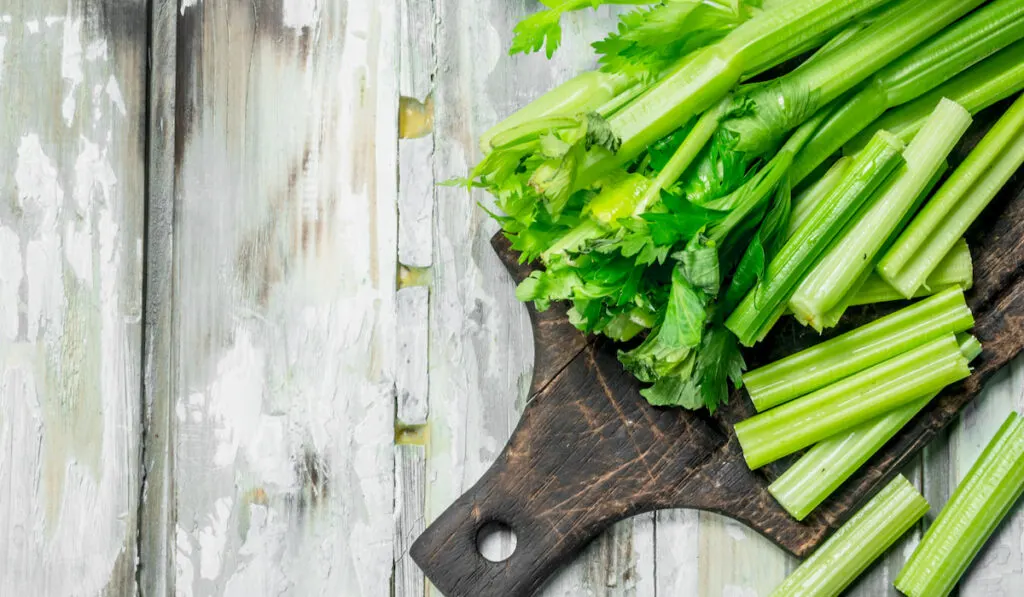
411,113 -> 1024,597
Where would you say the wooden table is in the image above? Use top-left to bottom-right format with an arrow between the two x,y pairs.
0,1 -> 1021,595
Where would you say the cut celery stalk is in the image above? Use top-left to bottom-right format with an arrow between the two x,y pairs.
744,288 -> 974,412
726,131 -> 905,346
846,39 -> 1024,152
770,475 -> 929,597
879,93 -> 1024,298
789,99 -> 971,329
788,157 -> 853,239
896,411 -> 1024,597
769,335 -> 982,521
805,158 -> 951,330
847,239 -> 972,306
736,335 -> 970,469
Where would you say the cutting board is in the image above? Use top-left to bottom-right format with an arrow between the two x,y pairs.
410,113 -> 1024,597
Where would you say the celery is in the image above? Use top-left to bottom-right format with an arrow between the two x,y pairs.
790,0 -> 1024,185
788,157 -> 852,238
769,335 -> 981,521
789,99 -> 972,329
770,475 -> 929,597
896,412 -> 1024,597
847,239 -> 972,306
810,162 -> 952,329
847,39 -> 1024,152
726,131 -> 905,346
736,335 -> 970,469
746,288 -> 973,411
879,93 -> 1024,298
576,0 -> 948,189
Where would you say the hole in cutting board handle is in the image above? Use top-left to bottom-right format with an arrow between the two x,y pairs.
476,521 -> 518,562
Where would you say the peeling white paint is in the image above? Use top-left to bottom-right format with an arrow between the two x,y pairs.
283,0 -> 319,31
74,137 -> 117,213
85,38 -> 107,61
25,19 -> 39,34
180,0 -> 201,15
198,496 -> 233,580
723,585 -> 759,597
0,227 -> 20,341
105,75 -> 127,116
44,16 -> 63,27
61,17 -> 83,126
0,36 -> 7,86
16,134 -> 63,219
176,526 -> 196,597
0,15 -> 11,24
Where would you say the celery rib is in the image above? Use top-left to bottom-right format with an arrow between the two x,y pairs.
745,288 -> 974,412
847,39 -> 1024,152
790,0 -> 1024,184
789,99 -> 972,329
726,131 -> 905,346
896,412 -> 1024,597
879,92 -> 1024,298
846,239 -> 972,307
770,475 -> 929,597
788,157 -> 852,239
769,335 -> 982,521
736,335 -> 970,470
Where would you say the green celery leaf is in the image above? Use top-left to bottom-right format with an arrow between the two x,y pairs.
676,242 -> 720,296
641,369 -> 704,409
695,326 -> 745,412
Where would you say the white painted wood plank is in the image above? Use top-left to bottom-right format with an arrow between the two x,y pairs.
395,444 -> 427,597
951,353 -> 1024,597
171,1 -> 399,595
397,0 -> 435,269
698,512 -> 794,597
139,0 -> 178,593
656,510 -> 701,595
0,1 -> 146,594
397,286 -> 429,425
424,2 -> 658,596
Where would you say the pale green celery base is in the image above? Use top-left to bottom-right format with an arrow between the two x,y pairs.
744,288 -> 973,412
770,475 -> 929,597
897,412 -> 1024,597
736,335 -> 970,469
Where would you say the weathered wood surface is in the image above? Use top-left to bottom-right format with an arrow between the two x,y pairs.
168,1 -> 399,595
0,1 -> 146,595
3,0 -> 1024,596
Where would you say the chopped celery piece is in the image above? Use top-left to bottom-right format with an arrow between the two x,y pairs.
788,157 -> 852,238
770,475 -> 929,597
726,131 -> 905,346
789,0 -> 1024,185
879,93 -> 1024,297
896,412 -> 1024,597
789,99 -> 971,329
847,239 -> 972,306
736,335 -> 970,469
744,288 -> 974,412
770,335 -> 981,521
847,39 -> 1024,152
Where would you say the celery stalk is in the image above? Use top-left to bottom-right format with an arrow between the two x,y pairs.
847,239 -> 972,306
847,39 -> 1024,152
726,131 -> 905,346
789,100 -> 972,329
811,162 -> 952,329
896,411 -> 1024,597
789,0 -> 1024,185
746,288 -> 974,412
736,335 -> 970,469
788,157 -> 852,238
574,0 -> 907,188
769,335 -> 981,521
879,93 -> 1024,298
770,475 -> 929,597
